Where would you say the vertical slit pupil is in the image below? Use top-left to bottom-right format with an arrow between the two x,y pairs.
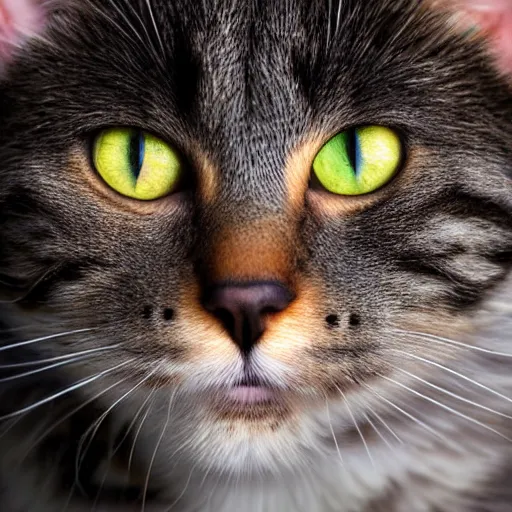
129,130 -> 145,180
346,128 -> 359,176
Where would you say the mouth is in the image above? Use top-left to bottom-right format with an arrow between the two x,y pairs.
226,375 -> 277,405
226,385 -> 276,405
201,373 -> 287,417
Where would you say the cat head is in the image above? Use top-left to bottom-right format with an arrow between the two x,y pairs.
0,0 -> 511,480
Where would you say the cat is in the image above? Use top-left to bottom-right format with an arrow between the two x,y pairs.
0,0 -> 511,510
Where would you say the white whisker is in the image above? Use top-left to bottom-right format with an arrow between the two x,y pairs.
326,0 -> 332,49
75,369 -> 157,491
363,383 -> 460,450
335,0 -> 342,39
0,328 -> 93,352
393,366 -> 512,420
17,373 -> 133,471
325,396 -> 344,467
379,374 -> 512,443
120,0 -> 157,54
390,349 -> 512,406
0,265 -> 59,304
107,0 -> 146,44
370,409 -> 404,445
113,386 -> 155,455
0,353 -> 102,383
336,385 -> 374,468
0,345 -> 119,369
0,359 -> 134,421
142,388 -> 178,512
362,411 -> 392,450
145,0 -> 166,56
165,463 -> 198,512
0,413 -> 25,442
88,1 -> 142,50
393,328 -> 512,358
127,389 -> 156,472
90,370 -> 158,506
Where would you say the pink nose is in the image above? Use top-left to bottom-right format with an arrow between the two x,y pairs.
202,281 -> 294,354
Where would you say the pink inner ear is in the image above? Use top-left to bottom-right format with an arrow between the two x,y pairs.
458,0 -> 512,75
0,0 -> 45,68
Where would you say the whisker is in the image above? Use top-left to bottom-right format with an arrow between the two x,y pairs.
127,389 -> 156,472
0,353 -> 105,383
144,0 -> 166,56
335,0 -> 342,39
0,359 -> 134,421
106,0 -> 146,45
379,373 -> 512,443
0,345 -> 120,369
142,387 -> 179,512
325,396 -> 344,468
389,349 -> 512,406
0,328 -> 94,352
0,413 -> 25,442
362,411 -> 392,450
199,454 -> 219,490
392,328 -> 512,358
326,0 -> 332,49
92,390 -> 158,502
363,383 -> 461,450
0,265 -> 60,304
90,370 -> 158,506
165,463 -> 197,512
392,366 -> 512,420
16,373 -> 134,472
370,409 -> 404,445
336,385 -> 374,468
88,0 -> 142,50
112,386 -> 155,455
75,369 -> 157,492
119,0 -> 159,55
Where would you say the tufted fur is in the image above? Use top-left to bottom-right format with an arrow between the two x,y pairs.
0,0 -> 511,511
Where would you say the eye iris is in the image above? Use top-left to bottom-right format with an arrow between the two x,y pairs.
312,126 -> 401,196
92,128 -> 182,201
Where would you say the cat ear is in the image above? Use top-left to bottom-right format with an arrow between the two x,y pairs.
453,0 -> 512,76
0,0 -> 46,70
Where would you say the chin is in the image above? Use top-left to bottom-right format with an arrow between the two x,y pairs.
170,389 -> 321,478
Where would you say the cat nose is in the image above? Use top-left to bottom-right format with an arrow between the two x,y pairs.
203,281 -> 294,354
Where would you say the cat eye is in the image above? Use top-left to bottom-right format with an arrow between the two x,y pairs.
311,126 -> 402,196
92,128 -> 183,200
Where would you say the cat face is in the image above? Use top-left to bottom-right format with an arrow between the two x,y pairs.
0,0 -> 511,480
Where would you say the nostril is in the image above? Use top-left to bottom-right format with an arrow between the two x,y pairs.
214,308 -> 236,334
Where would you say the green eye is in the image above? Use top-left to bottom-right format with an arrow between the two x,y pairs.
312,126 -> 402,196
92,128 -> 182,200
